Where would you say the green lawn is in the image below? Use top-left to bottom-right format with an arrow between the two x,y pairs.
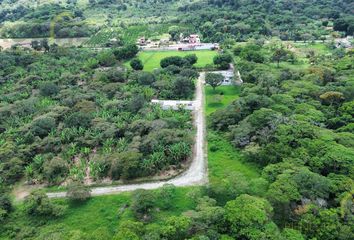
130,50 -> 217,71
205,85 -> 260,184
205,85 -> 241,115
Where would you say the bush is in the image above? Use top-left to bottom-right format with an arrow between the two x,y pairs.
233,46 -> 243,56
165,65 -> 181,74
97,51 -> 116,67
131,189 -> 156,220
67,182 -> 91,201
31,116 -> 56,137
179,69 -> 199,79
0,194 -> 12,222
64,112 -> 92,128
110,151 -> 142,180
114,44 -> 139,61
40,82 -> 59,96
157,184 -> 176,210
43,157 -> 69,184
127,95 -> 146,114
137,72 -> 155,86
184,54 -> 198,65
160,56 -> 189,68
0,157 -> 24,184
24,190 -> 66,217
106,69 -> 126,83
130,58 -> 144,71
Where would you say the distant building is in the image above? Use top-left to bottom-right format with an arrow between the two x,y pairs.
151,99 -> 195,110
181,34 -> 201,44
189,34 -> 201,44
335,36 -> 353,49
137,37 -> 147,46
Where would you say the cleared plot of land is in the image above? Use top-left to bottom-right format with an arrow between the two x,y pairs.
205,85 -> 260,185
135,50 -> 217,71
207,132 -> 260,183
5,188 -> 196,238
205,85 -> 241,115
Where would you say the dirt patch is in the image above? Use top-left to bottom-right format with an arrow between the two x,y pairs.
12,183 -> 45,201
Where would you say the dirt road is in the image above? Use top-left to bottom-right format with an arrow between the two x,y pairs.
47,73 -> 208,198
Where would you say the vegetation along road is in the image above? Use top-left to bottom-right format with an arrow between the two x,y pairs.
47,73 -> 208,198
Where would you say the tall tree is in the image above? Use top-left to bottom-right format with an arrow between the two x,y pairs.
206,73 -> 224,91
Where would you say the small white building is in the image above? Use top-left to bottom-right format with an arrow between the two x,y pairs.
208,70 -> 235,85
335,36 -> 353,49
151,100 -> 195,110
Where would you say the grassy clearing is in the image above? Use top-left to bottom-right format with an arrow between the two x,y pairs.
208,132 -> 260,184
131,50 -> 217,71
293,42 -> 332,55
205,85 -> 241,115
205,85 -> 260,184
3,187 -> 197,239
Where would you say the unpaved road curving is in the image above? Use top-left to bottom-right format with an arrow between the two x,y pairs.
47,72 -> 208,198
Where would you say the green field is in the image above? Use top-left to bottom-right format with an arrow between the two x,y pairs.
205,85 -> 260,184
208,132 -> 260,184
205,85 -> 241,115
3,187 -> 197,239
132,50 -> 217,71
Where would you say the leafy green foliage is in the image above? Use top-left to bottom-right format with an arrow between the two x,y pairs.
24,190 -> 66,217
205,73 -> 224,91
130,58 -> 144,71
67,182 -> 92,202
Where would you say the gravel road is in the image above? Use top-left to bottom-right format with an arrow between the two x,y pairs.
47,72 -> 208,198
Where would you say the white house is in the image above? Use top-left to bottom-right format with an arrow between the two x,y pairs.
151,100 -> 195,110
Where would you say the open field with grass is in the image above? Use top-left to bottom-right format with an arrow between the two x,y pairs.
205,85 -> 260,184
2,187 -> 197,239
207,132 -> 260,184
205,85 -> 241,115
130,50 -> 217,71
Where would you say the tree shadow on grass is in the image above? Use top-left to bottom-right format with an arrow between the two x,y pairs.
208,102 -> 224,108
67,199 -> 91,209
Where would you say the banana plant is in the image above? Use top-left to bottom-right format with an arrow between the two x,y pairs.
24,165 -> 34,180
33,155 -> 44,169
116,138 -> 128,152
103,138 -> 115,153
66,143 -> 78,158
80,147 -> 91,156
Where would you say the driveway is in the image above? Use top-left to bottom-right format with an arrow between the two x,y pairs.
47,72 -> 208,198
